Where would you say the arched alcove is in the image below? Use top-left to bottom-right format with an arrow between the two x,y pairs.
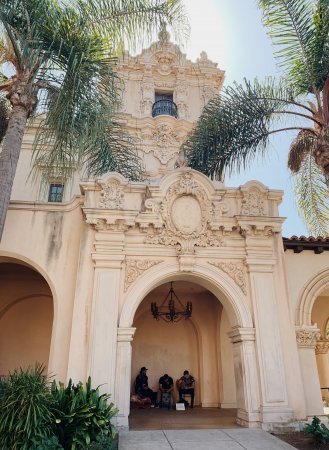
0,261 -> 54,374
131,280 -> 237,409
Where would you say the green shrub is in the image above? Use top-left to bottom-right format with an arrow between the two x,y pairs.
86,434 -> 118,450
304,416 -> 329,444
31,436 -> 64,450
0,364 -> 54,450
51,377 -> 118,450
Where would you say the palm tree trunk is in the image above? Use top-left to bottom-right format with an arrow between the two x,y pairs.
0,105 -> 28,241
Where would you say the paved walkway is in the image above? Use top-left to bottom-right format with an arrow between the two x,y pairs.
119,429 -> 296,449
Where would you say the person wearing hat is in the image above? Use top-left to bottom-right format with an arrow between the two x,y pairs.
135,366 -> 157,405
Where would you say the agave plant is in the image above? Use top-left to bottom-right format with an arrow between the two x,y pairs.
51,377 -> 118,450
0,364 -> 54,450
183,0 -> 329,236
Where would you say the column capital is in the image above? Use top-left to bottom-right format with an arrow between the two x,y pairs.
295,325 -> 321,349
315,339 -> 329,355
117,327 -> 136,342
228,327 -> 256,343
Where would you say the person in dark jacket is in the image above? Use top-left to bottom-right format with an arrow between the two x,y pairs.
135,366 -> 157,405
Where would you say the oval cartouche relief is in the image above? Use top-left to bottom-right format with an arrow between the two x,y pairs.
171,195 -> 202,234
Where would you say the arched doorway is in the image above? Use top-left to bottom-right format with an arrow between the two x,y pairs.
0,260 -> 54,375
115,263 -> 259,428
295,269 -> 329,417
131,281 -> 236,410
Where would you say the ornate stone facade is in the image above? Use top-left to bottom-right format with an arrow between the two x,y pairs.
124,259 -> 163,292
209,261 -> 247,295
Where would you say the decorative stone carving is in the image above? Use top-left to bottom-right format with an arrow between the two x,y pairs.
145,172 -> 225,253
209,261 -> 247,295
154,51 -> 176,76
241,188 -> 266,216
315,339 -> 329,355
296,326 -> 321,348
153,124 -> 177,147
153,147 -> 179,165
152,124 -> 179,164
124,259 -> 163,291
201,85 -> 218,104
98,180 -> 124,209
239,224 -> 274,238
140,81 -> 154,115
197,51 -> 217,68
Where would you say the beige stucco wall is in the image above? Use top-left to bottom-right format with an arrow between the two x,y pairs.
0,200 -> 89,381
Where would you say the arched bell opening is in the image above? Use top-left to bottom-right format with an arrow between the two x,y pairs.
0,260 -> 54,375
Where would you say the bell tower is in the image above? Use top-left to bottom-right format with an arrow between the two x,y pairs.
116,34 -> 225,179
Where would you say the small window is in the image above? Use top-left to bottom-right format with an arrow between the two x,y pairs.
155,92 -> 173,102
152,92 -> 177,118
48,183 -> 64,202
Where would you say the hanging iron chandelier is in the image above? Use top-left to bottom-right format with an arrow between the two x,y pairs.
151,282 -> 192,323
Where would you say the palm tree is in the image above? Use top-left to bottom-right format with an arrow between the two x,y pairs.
183,0 -> 329,236
0,0 -> 188,241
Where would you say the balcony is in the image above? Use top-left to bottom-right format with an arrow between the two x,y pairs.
152,99 -> 178,118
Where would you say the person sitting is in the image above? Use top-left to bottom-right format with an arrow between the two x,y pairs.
157,373 -> 174,407
135,366 -> 157,406
177,370 -> 195,408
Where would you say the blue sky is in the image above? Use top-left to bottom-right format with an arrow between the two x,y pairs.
182,0 -> 309,237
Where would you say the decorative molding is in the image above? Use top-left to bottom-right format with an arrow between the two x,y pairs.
209,261 -> 247,295
228,327 -> 256,344
295,326 -> 321,348
144,172 -> 225,254
124,259 -> 163,291
315,339 -> 329,355
98,180 -> 124,210
241,188 -> 266,216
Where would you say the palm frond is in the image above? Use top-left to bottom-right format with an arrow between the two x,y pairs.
288,129 -> 317,172
0,95 -> 10,143
293,153 -> 329,236
184,78 -> 313,178
76,0 -> 189,52
258,0 -> 327,95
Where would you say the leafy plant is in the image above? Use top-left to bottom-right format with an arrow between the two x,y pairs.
86,434 -> 118,450
0,364 -> 54,450
51,377 -> 118,450
31,436 -> 64,450
304,416 -> 329,444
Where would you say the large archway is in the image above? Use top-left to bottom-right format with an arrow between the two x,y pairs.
115,263 -> 259,428
131,281 -> 236,410
0,260 -> 54,374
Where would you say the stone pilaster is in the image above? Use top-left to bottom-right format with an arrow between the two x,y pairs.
296,326 -> 324,416
315,339 -> 329,403
115,327 -> 136,428
228,327 -> 260,427
246,259 -> 294,425
87,251 -> 124,397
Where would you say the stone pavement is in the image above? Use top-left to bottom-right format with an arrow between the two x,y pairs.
119,429 -> 296,449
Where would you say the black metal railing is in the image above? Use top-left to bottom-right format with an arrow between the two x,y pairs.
152,99 -> 178,118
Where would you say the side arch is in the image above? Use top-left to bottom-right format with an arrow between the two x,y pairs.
0,252 -> 58,372
295,268 -> 329,326
119,261 -> 253,328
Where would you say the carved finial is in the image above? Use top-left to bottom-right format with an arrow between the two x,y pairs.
158,23 -> 170,43
200,51 -> 208,61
